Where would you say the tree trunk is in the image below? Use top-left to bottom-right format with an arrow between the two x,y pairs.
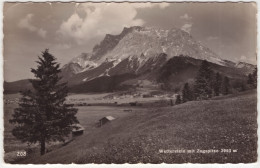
40,138 -> 45,155
170,99 -> 173,106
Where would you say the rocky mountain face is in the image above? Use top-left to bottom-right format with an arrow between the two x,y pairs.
91,26 -> 139,61
58,26 -> 256,92
61,26 -> 229,84
94,26 -> 222,64
4,26 -> 256,93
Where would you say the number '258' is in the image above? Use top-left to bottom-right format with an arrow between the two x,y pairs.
17,151 -> 26,157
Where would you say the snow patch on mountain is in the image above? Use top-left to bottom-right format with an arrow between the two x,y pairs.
82,77 -> 88,82
70,53 -> 98,73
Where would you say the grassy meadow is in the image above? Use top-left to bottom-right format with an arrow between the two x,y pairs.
4,93 -> 146,162
3,89 -> 257,164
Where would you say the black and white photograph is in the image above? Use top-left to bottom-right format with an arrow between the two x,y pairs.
2,1 -> 258,165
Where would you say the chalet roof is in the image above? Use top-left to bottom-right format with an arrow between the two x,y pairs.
72,123 -> 85,132
72,123 -> 83,127
100,116 -> 115,121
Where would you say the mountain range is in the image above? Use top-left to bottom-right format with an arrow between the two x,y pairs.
4,26 -> 256,94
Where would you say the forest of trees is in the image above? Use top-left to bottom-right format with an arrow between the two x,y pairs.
176,60 -> 257,104
247,67 -> 257,88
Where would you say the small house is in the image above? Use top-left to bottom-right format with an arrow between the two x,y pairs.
129,102 -> 137,106
99,116 -> 115,127
72,124 -> 85,136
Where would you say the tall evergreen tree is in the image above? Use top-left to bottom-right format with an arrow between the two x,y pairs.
252,67 -> 257,88
9,49 -> 79,155
213,72 -> 222,96
194,60 -> 213,99
240,83 -> 246,92
248,68 -> 257,88
247,73 -> 254,85
182,83 -> 193,102
175,94 -> 182,105
221,76 -> 230,95
170,99 -> 174,106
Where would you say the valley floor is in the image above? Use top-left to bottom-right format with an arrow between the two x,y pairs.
4,90 -> 257,164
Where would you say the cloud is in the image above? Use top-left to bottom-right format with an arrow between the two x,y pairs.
57,3 -> 169,44
240,55 -> 247,60
38,28 -> 47,38
18,14 -> 36,31
238,55 -> 256,64
180,13 -> 192,20
55,43 -> 71,50
181,23 -> 193,33
18,13 -> 47,38
180,13 -> 193,34
207,36 -> 219,41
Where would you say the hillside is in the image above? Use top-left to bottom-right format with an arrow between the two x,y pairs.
69,56 -> 251,93
157,56 -> 250,88
16,90 -> 257,164
4,80 -> 32,94
69,73 -> 137,93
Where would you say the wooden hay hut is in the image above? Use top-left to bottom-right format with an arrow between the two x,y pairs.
72,124 -> 85,136
99,116 -> 115,127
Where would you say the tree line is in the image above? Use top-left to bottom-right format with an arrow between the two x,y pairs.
247,67 -> 257,89
176,60 -> 257,104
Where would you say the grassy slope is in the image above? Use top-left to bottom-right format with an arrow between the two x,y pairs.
18,90 -> 257,164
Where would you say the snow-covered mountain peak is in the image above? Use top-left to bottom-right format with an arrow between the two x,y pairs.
97,26 -> 221,65
62,26 -> 228,81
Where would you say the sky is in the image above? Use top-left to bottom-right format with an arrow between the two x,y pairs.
3,2 -> 257,82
